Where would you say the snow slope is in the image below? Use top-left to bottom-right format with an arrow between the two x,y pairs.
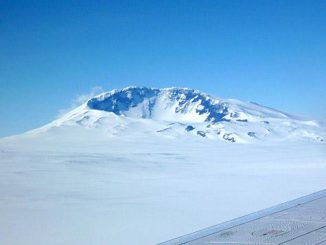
0,86 -> 325,245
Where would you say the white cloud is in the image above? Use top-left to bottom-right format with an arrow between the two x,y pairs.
57,86 -> 104,118
73,86 -> 104,105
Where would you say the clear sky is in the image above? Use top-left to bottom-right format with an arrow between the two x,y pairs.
1,0 -> 326,137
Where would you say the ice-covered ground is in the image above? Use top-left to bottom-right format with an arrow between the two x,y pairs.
0,127 -> 325,245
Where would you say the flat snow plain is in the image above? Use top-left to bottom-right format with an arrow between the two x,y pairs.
0,127 -> 325,245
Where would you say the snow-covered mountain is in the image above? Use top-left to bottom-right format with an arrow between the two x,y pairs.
1,87 -> 326,245
25,86 -> 324,143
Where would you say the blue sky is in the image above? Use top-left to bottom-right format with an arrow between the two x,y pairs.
1,0 -> 326,136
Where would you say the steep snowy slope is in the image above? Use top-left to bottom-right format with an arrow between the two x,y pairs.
28,86 -> 325,143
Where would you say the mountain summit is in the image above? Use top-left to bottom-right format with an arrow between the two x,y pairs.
86,86 -> 289,122
29,86 -> 324,143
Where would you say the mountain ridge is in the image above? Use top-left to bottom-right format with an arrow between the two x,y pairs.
13,86 -> 326,143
